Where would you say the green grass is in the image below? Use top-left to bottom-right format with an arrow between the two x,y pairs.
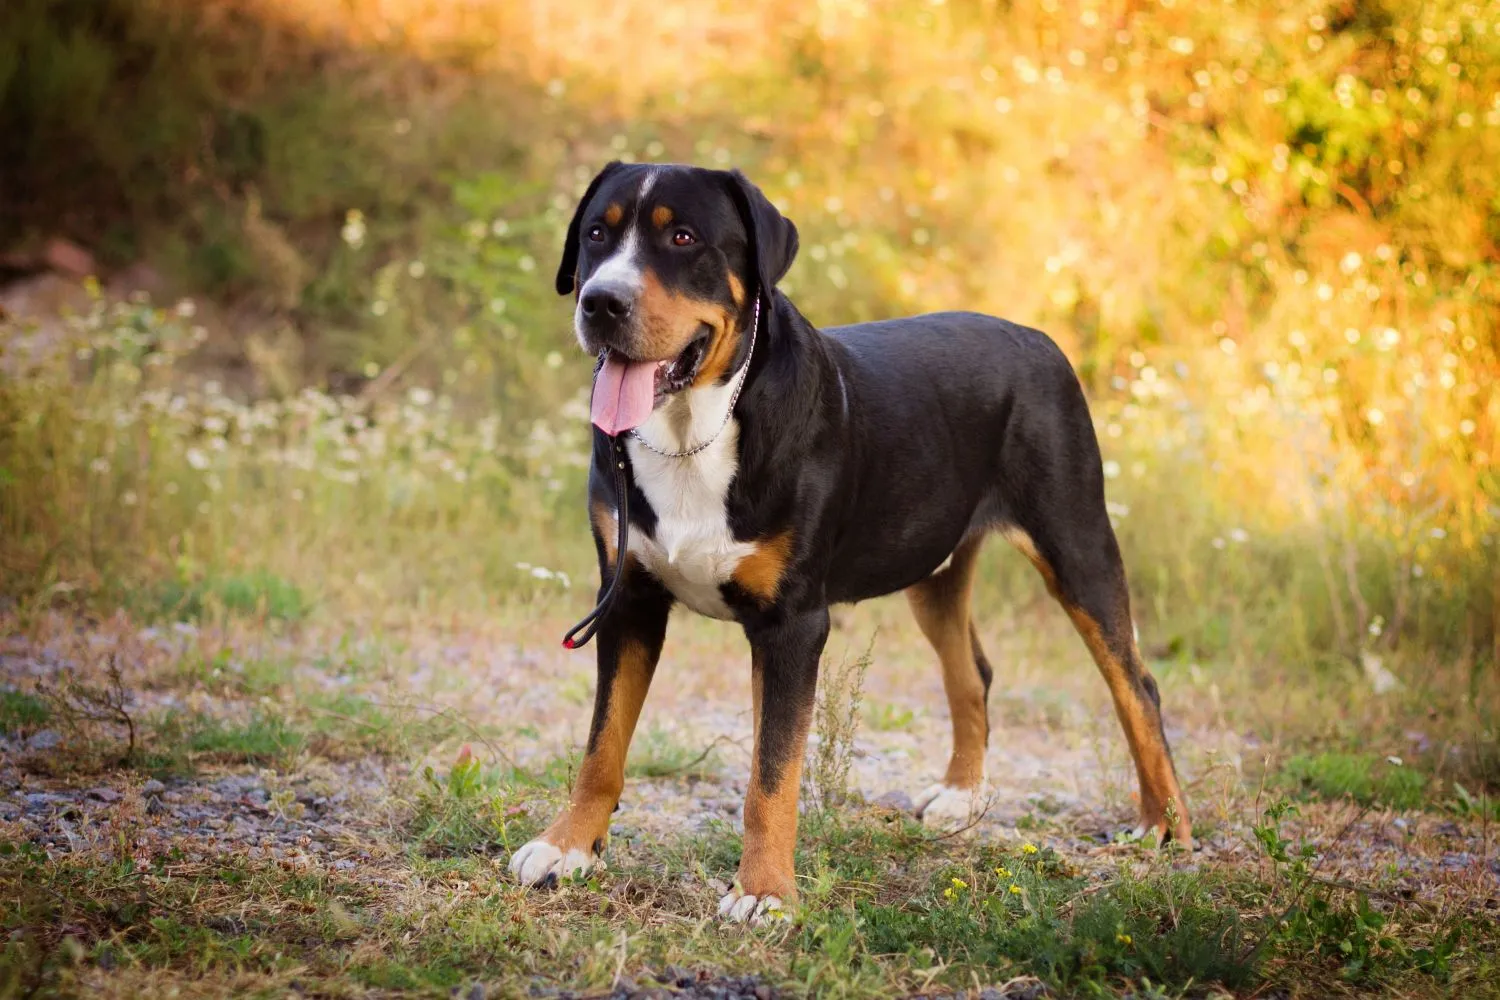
1279,752 -> 1431,811
0,689 -> 50,734
625,725 -> 723,780
185,712 -> 307,767
135,571 -> 311,624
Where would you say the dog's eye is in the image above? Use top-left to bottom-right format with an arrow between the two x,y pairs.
672,229 -> 696,247
587,225 -> 606,243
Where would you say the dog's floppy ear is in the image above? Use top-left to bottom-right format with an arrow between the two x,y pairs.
555,160 -> 625,296
723,169 -> 799,306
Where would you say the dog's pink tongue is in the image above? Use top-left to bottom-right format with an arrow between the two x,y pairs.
591,354 -> 658,435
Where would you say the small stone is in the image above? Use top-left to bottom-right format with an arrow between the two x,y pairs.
755,986 -> 773,1000
466,983 -> 486,1000
332,859 -> 356,871
141,779 -> 166,795
27,730 -> 61,751
874,790 -> 914,813
87,787 -> 121,803
146,796 -> 167,815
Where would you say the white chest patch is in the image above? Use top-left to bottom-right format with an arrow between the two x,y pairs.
621,382 -> 752,620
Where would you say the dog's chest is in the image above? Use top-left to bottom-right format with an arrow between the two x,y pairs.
625,421 -> 752,621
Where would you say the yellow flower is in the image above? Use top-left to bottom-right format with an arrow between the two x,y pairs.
1021,843 -> 1039,855
1009,884 -> 1023,895
943,887 -> 956,900
994,866 -> 1011,878
950,877 -> 968,890
1116,933 -> 1133,945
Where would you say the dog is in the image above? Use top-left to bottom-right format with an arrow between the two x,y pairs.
508,162 -> 1191,923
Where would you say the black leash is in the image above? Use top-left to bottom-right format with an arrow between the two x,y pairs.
561,436 -> 631,649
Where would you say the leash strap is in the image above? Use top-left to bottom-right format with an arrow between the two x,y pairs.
562,296 -> 760,649
561,437 -> 631,649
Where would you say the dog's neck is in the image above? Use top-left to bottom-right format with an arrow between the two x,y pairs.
637,375 -> 743,456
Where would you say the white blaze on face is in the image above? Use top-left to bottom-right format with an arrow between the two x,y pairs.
572,169 -> 658,351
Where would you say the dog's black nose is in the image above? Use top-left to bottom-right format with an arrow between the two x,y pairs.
580,285 -> 633,321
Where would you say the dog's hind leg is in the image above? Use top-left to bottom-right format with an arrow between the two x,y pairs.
510,564 -> 672,887
906,537 -> 992,829
1002,519 -> 1192,848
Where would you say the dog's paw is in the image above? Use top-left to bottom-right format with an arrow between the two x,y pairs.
913,782 -> 987,830
717,885 -> 789,925
508,838 -> 598,888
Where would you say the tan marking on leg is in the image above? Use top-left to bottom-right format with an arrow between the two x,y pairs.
906,539 -> 988,789
651,204 -> 673,228
591,499 -> 618,568
1001,526 -> 1059,598
603,202 -> 624,226
539,638 -> 656,854
731,530 -> 795,606
1065,606 -> 1192,846
738,661 -> 808,903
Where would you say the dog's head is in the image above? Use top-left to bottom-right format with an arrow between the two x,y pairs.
557,163 -> 798,434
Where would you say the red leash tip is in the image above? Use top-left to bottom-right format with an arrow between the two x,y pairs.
562,638 -> 576,649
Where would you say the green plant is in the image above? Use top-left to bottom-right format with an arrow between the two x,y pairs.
805,639 -> 872,812
1279,752 -> 1429,810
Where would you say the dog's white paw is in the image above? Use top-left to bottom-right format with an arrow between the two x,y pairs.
508,838 -> 597,887
913,782 -> 987,830
717,886 -> 788,925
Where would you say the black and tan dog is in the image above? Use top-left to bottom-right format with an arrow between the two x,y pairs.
509,162 -> 1191,922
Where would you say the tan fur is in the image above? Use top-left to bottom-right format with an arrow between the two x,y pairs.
635,269 -> 732,362
603,202 -> 624,226
591,499 -> 618,568
1001,526 -> 1060,598
651,204 -> 674,228
537,637 -> 657,855
731,530 -> 795,605
906,539 -> 988,789
737,653 -> 810,902
1065,605 -> 1192,846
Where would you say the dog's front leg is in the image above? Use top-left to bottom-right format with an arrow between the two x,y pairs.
718,608 -> 829,923
510,572 -> 671,887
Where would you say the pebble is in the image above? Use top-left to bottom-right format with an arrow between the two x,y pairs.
27,730 -> 61,751
874,790 -> 914,812
142,779 -> 166,795
87,787 -> 122,803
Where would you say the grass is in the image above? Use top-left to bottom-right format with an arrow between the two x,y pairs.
2,602 -> 1496,997
3,801 -> 1491,998
0,690 -> 50,734
1279,751 -> 1431,810
184,711 -> 307,767
132,571 -> 311,625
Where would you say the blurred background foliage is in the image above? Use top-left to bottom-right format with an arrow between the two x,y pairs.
0,0 -> 1496,677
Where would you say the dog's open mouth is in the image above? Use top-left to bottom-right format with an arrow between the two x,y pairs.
590,325 -> 713,436
655,325 -> 711,398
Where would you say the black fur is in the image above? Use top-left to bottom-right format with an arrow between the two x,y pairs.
563,163 -> 1175,815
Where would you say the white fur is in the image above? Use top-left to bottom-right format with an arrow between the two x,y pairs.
508,838 -> 597,885
623,380 -> 752,620
573,169 -> 659,350
574,226 -> 643,351
913,780 -> 989,830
